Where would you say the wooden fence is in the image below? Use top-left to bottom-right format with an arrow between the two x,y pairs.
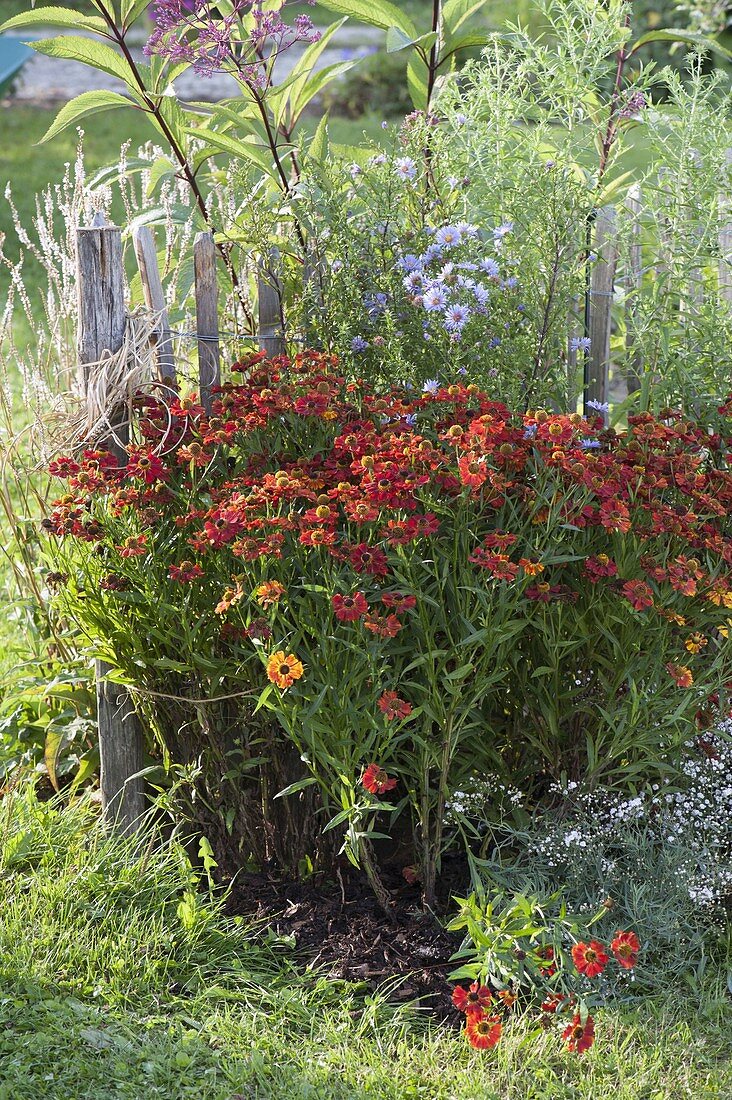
75,214 -> 284,834
74,187 -> 732,830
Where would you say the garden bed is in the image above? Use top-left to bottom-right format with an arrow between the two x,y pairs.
228,865 -> 465,1020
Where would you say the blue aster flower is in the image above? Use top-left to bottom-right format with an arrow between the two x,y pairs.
479,258 -> 500,277
435,225 -> 462,248
398,254 -> 423,273
422,284 -> 449,311
444,303 -> 471,330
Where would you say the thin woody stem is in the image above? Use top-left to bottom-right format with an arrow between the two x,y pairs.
597,11 -> 632,188
93,2 -> 253,322
425,0 -> 442,110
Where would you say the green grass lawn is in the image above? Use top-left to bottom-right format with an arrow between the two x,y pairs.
0,785 -> 730,1100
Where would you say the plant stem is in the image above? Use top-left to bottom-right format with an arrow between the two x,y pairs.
360,840 -> 394,917
93,3 -> 252,322
248,88 -> 307,252
425,0 -> 442,111
597,11 -> 632,190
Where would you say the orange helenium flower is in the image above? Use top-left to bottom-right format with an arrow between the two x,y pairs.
465,1010 -> 502,1050
255,580 -> 286,608
266,651 -> 304,689
666,662 -> 694,688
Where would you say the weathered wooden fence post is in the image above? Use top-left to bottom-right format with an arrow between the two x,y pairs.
624,185 -> 643,395
194,231 -> 221,412
718,150 -> 732,307
76,213 -> 146,836
258,249 -> 286,356
584,206 -> 618,418
132,225 -> 177,389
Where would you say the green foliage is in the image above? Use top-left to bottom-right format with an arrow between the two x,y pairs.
44,357 -> 732,906
0,785 -> 730,1098
277,1 -> 732,416
447,889 -> 625,1011
0,657 -> 97,790
462,740 -> 732,992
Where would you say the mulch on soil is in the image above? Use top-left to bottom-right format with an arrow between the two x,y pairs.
227,869 -> 465,1021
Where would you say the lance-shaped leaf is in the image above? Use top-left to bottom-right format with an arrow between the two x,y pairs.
0,6 -> 109,34
38,89 -> 139,144
31,35 -> 135,83
630,28 -> 732,62
407,50 -> 429,110
121,0 -> 155,28
190,126 -> 277,176
386,27 -> 438,55
287,61 -> 356,128
442,0 -> 489,33
314,0 -> 417,37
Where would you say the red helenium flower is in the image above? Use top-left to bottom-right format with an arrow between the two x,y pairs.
611,930 -> 640,969
332,591 -> 368,621
465,1009 -> 502,1050
361,763 -> 397,795
452,982 -> 493,1016
168,560 -> 204,583
377,691 -> 412,721
563,1013 -> 595,1054
622,579 -> 654,611
381,591 -> 417,611
571,940 -> 609,978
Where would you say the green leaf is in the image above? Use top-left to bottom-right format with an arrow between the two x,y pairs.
314,0 -> 417,37
44,725 -> 65,793
277,17 -> 349,124
386,27 -> 437,54
121,0 -> 153,27
442,0 -> 488,33
630,28 -> 732,62
440,30 -> 491,56
31,36 -> 134,83
0,6 -> 109,34
306,113 -> 330,165
68,749 -> 99,797
275,776 -> 318,799
38,90 -> 136,144
288,60 -> 356,125
145,154 -> 177,198
407,51 -> 429,111
189,127 -> 276,175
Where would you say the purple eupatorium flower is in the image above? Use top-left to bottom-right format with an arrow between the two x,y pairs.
145,0 -> 320,88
